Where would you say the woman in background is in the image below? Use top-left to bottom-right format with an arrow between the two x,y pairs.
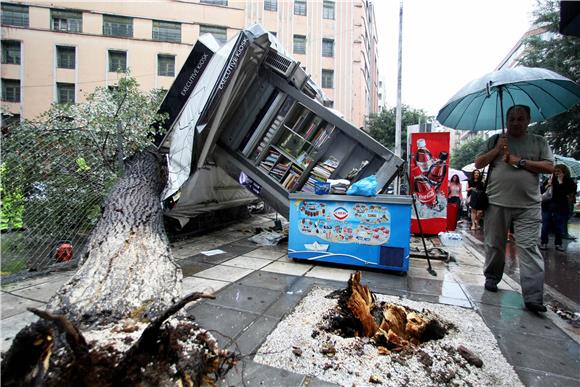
467,169 -> 485,230
448,174 -> 463,223
540,164 -> 576,252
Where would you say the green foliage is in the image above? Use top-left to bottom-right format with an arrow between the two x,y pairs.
450,137 -> 486,170
1,73 -> 167,246
517,0 -> 580,158
367,105 -> 431,154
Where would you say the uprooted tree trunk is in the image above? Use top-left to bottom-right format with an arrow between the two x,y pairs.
1,150 -> 237,386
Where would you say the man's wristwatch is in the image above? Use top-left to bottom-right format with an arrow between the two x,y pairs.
517,159 -> 527,168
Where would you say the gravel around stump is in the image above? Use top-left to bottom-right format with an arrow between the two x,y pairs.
254,286 -> 523,386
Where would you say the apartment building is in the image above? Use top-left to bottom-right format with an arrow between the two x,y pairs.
1,0 -> 380,129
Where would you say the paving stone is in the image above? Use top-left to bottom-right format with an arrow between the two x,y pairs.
182,277 -> 229,296
476,303 -> 571,340
186,303 -> 258,347
1,272 -> 73,292
513,366 -> 580,387
262,261 -> 313,276
219,243 -> 258,257
304,266 -> 352,282
495,331 -> 580,379
0,311 -> 40,352
178,259 -> 214,277
245,247 -> 286,260
229,315 -> 280,356
195,265 -> 254,283
263,293 -> 302,319
217,359 -> 306,387
198,251 -> 239,265
465,285 -> 526,309
9,278 -> 70,303
208,284 -> 282,314
358,270 -> 408,293
1,292 -> 44,319
407,277 -> 468,300
237,271 -> 299,292
405,292 -> 473,309
222,256 -> 270,270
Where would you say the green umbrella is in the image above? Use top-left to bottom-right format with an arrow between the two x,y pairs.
436,66 -> 580,132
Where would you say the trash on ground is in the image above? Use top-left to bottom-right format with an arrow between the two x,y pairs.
201,249 -> 226,256
249,230 -> 285,246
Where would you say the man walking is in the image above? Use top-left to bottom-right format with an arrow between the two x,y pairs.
475,105 -> 554,313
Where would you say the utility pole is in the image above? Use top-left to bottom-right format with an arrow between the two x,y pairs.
395,0 -> 403,194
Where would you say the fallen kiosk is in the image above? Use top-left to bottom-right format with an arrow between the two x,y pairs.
155,24 -> 405,221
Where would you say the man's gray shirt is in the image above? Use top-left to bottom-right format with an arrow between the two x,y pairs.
477,133 -> 553,209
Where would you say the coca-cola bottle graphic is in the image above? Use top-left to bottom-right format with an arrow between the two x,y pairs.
412,166 -> 437,207
428,151 -> 448,190
414,138 -> 433,174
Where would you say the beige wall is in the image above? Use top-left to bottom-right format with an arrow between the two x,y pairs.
2,0 -> 380,128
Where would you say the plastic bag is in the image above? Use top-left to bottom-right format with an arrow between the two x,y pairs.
438,232 -> 462,247
248,231 -> 284,246
346,175 -> 378,197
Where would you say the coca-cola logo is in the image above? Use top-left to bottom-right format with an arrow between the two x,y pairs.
333,207 -> 349,220
417,189 -> 436,204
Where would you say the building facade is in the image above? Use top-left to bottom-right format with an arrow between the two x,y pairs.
1,0 -> 380,128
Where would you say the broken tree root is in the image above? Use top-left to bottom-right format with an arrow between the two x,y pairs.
321,271 -> 451,353
1,292 -> 237,387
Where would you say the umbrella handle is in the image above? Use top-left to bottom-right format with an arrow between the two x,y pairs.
499,86 -> 510,163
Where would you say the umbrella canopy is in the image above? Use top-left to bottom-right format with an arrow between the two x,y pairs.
554,155 -> 580,177
448,168 -> 468,181
437,67 -> 580,131
461,163 -> 489,174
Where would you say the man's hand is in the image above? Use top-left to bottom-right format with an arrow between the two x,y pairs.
495,135 -> 508,154
505,154 -> 522,167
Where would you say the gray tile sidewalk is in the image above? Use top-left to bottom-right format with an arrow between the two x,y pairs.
1,214 -> 579,386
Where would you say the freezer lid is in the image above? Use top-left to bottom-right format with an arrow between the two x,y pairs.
289,193 -> 412,205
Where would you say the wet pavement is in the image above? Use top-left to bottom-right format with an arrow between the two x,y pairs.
1,213 -> 579,386
460,216 -> 580,306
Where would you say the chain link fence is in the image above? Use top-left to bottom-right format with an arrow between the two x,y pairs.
1,121 -> 111,278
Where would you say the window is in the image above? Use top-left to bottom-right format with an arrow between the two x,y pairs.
322,38 -> 334,57
56,46 -> 75,69
57,83 -> 75,104
158,54 -> 175,77
200,25 -> 227,44
200,0 -> 228,5
2,41 -> 20,64
153,20 -> 181,43
293,35 -> 306,55
264,0 -> 277,11
1,4 -> 28,27
321,69 -> 333,88
103,15 -> 133,37
108,50 -> 127,72
2,79 -> 20,102
323,1 -> 335,20
51,9 -> 82,33
294,0 -> 306,16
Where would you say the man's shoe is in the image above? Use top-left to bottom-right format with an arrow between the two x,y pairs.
555,245 -> 565,252
484,280 -> 498,292
539,243 -> 547,250
525,302 -> 547,313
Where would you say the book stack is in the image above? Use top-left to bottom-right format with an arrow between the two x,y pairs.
303,117 -> 322,141
259,149 -> 280,172
269,160 -> 291,181
253,114 -> 284,161
311,125 -> 333,149
282,165 -> 302,191
302,156 -> 339,192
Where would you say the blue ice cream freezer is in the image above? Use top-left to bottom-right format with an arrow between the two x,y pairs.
288,193 -> 412,272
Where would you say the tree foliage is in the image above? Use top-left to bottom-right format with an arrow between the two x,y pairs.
450,137 -> 486,170
367,105 -> 431,155
1,73 -> 167,270
517,0 -> 580,158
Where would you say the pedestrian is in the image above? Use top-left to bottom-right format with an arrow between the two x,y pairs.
474,104 -> 554,313
448,174 -> 463,223
467,169 -> 484,230
540,164 -> 577,252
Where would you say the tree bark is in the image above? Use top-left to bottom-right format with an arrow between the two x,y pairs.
48,149 -> 182,323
